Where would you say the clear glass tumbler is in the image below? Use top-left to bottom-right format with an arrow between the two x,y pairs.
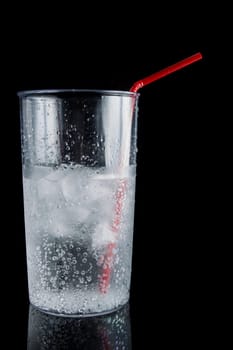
18,89 -> 138,316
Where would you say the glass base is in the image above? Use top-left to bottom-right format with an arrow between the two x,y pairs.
30,301 -> 128,318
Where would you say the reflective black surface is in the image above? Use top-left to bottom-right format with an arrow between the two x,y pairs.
27,303 -> 131,349
6,11 -> 209,348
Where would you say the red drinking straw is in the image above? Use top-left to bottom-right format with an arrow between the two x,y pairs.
99,52 -> 203,293
130,52 -> 202,93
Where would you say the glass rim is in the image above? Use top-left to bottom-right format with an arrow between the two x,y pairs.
17,89 -> 139,97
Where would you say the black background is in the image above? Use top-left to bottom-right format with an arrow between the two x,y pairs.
3,5 -> 210,348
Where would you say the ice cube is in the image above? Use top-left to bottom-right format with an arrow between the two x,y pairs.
37,177 -> 65,207
48,207 -> 74,236
88,175 -> 115,201
47,205 -> 93,239
23,164 -> 52,180
92,222 -> 115,249
62,166 -> 113,202
61,166 -> 113,208
61,166 -> 89,205
45,164 -> 70,182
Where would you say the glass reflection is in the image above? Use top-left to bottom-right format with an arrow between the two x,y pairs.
27,303 -> 131,349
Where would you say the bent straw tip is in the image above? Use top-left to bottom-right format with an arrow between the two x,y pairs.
130,81 -> 144,93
